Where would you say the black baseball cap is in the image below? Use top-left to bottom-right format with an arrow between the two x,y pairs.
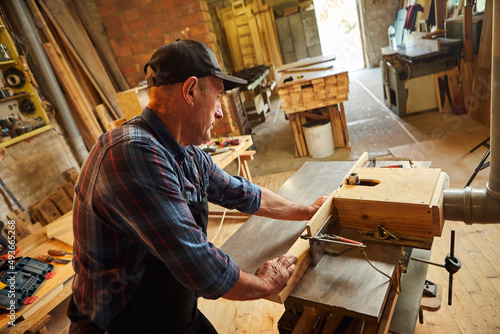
144,39 -> 247,91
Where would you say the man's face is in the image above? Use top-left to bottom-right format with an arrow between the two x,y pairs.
193,76 -> 224,144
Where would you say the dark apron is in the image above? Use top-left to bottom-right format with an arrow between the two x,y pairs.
68,121 -> 217,334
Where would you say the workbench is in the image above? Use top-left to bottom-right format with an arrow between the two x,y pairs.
209,135 -> 255,182
221,161 -> 432,333
277,57 -> 350,157
380,37 -> 462,117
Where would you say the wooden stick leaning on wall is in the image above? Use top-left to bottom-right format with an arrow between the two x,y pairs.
27,0 -> 103,147
73,0 -> 130,92
43,43 -> 102,147
39,0 -> 123,119
470,0 -> 492,127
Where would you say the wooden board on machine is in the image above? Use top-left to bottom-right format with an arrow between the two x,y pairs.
333,166 -> 449,244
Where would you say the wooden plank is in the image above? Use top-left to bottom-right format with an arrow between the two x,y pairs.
329,105 -> 344,148
48,189 -> 73,214
37,198 -> 62,224
6,209 -> 40,240
60,181 -> 74,201
117,89 -> 144,121
108,118 -> 126,129
462,5 -> 474,63
288,114 -> 304,157
434,0 -> 446,29
462,5 -> 475,116
266,236 -> 310,303
27,0 -> 104,143
297,115 -> 308,156
470,0 -> 492,127
64,167 -> 79,185
220,161 -> 354,299
46,211 -> 73,245
306,153 -> 368,236
277,55 -> 337,73
339,102 -> 350,148
39,0 -> 123,118
73,0 -> 130,92
43,42 -> 102,147
95,104 -> 115,131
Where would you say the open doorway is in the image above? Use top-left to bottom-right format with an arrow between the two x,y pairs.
314,0 -> 364,71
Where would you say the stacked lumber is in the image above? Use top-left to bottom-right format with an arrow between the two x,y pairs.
216,0 -> 282,78
26,0 -> 128,149
279,72 -> 349,113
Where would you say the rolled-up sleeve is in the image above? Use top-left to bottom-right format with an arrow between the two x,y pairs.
197,149 -> 261,215
94,138 -> 240,299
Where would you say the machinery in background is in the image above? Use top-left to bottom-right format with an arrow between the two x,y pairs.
380,37 -> 462,117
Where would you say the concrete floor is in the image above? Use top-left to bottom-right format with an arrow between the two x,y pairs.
43,67 -> 489,333
244,67 -> 487,177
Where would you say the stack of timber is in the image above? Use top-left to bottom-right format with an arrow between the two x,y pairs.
278,71 -> 349,112
277,58 -> 350,156
216,0 -> 282,80
26,0 -> 128,149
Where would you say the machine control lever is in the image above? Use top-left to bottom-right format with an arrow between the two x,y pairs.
411,229 -> 461,305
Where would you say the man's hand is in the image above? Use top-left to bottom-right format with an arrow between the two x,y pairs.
311,195 -> 329,212
222,253 -> 297,301
256,188 -> 331,221
255,253 -> 297,295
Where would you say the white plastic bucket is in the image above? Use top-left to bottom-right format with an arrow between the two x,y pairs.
303,120 -> 334,158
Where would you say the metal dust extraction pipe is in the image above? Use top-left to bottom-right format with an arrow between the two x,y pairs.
443,1 -> 500,224
9,0 -> 88,164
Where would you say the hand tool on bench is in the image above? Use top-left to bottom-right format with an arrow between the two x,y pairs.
34,254 -> 71,264
48,249 -> 72,256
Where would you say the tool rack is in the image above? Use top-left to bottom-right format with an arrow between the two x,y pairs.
0,15 -> 52,148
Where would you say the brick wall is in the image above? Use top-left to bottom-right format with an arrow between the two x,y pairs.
0,130 -> 79,221
96,0 -> 221,87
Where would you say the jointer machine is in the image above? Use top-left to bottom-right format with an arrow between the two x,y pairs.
220,152 -> 460,334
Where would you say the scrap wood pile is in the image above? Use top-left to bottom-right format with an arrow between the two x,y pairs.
27,0 -> 130,149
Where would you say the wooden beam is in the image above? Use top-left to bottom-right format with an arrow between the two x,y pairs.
74,0 -> 130,92
470,0 -> 492,127
39,0 -> 123,118
43,42 -> 102,147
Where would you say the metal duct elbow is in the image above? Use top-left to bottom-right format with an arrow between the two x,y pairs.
443,188 -> 500,224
